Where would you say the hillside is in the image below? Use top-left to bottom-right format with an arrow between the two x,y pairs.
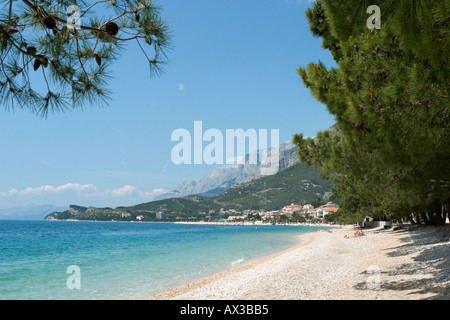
45,163 -> 333,221
211,162 -> 332,211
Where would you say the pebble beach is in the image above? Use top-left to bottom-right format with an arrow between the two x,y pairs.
150,224 -> 450,300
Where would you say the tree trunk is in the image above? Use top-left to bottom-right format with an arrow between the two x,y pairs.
415,213 -> 421,225
431,204 -> 445,226
421,212 -> 431,225
432,212 -> 443,226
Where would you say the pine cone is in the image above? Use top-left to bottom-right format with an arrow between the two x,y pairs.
27,46 -> 37,56
38,56 -> 48,68
95,55 -> 102,66
33,59 -> 41,71
43,16 -> 56,30
105,22 -> 119,36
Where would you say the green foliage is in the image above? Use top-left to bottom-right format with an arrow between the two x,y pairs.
293,0 -> 449,225
0,0 -> 172,116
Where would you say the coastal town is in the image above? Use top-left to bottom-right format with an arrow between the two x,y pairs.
45,201 -> 340,223
173,201 -> 339,225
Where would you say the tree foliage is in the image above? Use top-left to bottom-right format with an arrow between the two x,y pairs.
293,0 -> 449,225
0,0 -> 172,116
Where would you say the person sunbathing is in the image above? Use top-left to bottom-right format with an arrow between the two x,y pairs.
344,230 -> 365,239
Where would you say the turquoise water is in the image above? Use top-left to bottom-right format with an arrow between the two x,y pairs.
0,220 -> 323,300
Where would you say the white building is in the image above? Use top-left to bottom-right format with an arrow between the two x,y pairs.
282,204 -> 303,216
156,212 -> 165,220
227,216 -> 245,222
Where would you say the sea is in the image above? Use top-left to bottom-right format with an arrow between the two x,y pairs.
0,220 -> 324,300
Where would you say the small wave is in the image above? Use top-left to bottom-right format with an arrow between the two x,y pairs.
231,257 -> 245,266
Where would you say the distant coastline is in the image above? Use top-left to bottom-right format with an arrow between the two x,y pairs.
45,218 -> 336,228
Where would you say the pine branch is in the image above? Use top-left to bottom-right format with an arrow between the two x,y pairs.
1,0 -> 172,115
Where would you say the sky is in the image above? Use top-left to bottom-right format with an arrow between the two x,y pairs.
0,0 -> 337,210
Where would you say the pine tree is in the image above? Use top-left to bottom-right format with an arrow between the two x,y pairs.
0,0 -> 172,116
293,0 -> 449,225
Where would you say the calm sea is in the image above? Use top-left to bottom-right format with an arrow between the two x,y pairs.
0,220 -> 323,300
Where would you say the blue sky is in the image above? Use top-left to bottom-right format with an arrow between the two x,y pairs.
0,0 -> 336,209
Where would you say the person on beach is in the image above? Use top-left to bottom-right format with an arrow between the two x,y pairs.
344,230 -> 365,239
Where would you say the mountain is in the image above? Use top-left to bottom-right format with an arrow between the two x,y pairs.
155,142 -> 299,200
0,204 -> 66,220
45,162 -> 333,221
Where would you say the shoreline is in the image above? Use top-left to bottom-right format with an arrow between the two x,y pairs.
149,231 -> 318,300
149,224 -> 450,300
174,221 -> 336,227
